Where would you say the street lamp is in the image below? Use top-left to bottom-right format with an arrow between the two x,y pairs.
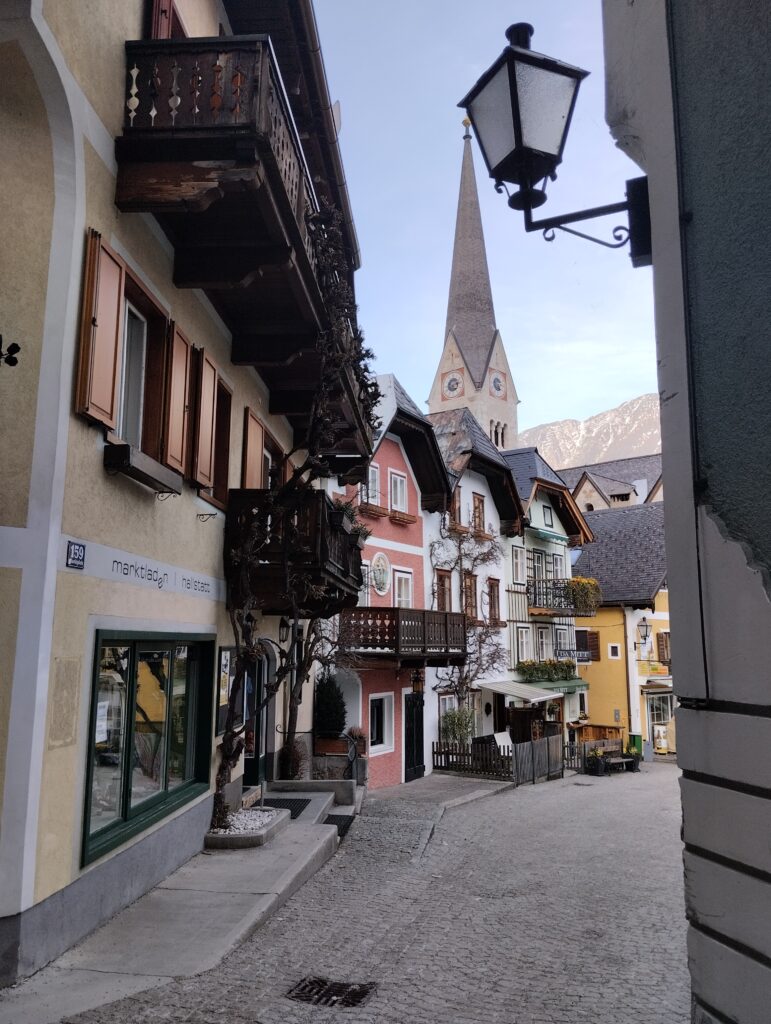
635,616 -> 652,651
459,24 -> 651,267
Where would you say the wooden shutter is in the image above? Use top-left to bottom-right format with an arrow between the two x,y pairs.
76,229 -> 125,429
241,408 -> 264,488
657,631 -> 671,664
162,324 -> 191,473
587,631 -> 601,661
192,350 -> 218,487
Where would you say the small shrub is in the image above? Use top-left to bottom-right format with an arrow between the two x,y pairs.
279,738 -> 308,780
441,706 -> 475,744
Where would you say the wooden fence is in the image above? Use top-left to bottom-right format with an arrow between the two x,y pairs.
563,738 -> 624,773
432,734 -> 564,786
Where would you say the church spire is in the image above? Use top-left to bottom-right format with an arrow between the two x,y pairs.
444,120 -> 497,389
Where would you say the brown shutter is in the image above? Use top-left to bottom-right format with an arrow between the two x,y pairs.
150,0 -> 172,38
657,631 -> 671,664
241,408 -> 264,488
192,350 -> 218,487
587,631 -> 601,661
76,229 -> 125,429
162,324 -> 192,473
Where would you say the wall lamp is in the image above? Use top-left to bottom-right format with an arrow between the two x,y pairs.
635,616 -> 652,651
458,23 -> 651,267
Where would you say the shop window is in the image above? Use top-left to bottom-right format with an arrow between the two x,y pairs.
369,693 -> 394,754
84,632 -> 212,864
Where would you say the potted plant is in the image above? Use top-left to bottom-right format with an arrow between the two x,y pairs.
624,740 -> 642,772
332,497 -> 372,548
314,672 -> 348,754
585,747 -> 607,776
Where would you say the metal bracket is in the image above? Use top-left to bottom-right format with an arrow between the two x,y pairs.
196,512 -> 217,521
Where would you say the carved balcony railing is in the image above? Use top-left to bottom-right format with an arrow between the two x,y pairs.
526,579 -> 598,617
225,489 -> 362,618
117,35 -> 318,273
340,608 -> 467,667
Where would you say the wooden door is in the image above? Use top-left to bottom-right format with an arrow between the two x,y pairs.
404,693 -> 425,783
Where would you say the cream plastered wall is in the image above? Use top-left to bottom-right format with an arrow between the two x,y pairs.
35,569 -> 287,903
0,42 -> 54,527
174,0 -> 229,38
61,140 -> 293,580
0,569 -> 22,826
575,607 -> 629,734
573,479 -> 610,512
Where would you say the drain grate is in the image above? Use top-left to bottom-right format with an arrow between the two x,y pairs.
286,976 -> 377,1008
261,797 -> 310,819
325,814 -> 355,839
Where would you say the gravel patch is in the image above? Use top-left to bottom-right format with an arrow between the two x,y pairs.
210,807 -> 276,834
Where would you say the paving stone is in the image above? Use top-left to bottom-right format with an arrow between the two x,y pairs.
60,764 -> 689,1024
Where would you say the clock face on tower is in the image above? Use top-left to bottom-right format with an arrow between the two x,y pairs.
441,369 -> 465,400
488,369 -> 507,400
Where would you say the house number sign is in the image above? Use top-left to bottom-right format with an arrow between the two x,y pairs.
66,541 -> 86,570
370,552 -> 391,596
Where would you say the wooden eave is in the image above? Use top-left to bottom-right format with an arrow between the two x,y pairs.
529,479 -> 594,545
465,452 -> 525,536
384,411 -> 451,513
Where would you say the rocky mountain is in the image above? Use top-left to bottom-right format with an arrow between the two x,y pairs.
518,394 -> 661,469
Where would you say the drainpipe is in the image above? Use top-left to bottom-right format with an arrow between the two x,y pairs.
620,604 -> 634,740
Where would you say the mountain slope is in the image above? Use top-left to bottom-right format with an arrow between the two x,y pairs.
518,394 -> 661,469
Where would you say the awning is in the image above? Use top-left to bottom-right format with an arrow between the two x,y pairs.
536,680 -> 588,694
480,679 -> 560,705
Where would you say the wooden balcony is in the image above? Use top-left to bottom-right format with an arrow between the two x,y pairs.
115,36 -> 370,479
340,607 -> 467,667
225,489 -> 362,618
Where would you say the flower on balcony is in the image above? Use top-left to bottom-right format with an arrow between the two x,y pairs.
564,577 -> 601,616
516,658 -> 578,683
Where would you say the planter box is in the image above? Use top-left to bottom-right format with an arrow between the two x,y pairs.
204,807 -> 290,849
314,736 -> 348,756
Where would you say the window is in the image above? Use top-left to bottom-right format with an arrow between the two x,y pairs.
436,570 -> 452,612
532,550 -> 546,580
537,626 -> 550,662
472,493 -> 485,533
389,472 -> 407,513
555,626 -> 569,656
205,379 -> 231,508
585,503 -> 594,512
578,692 -> 587,715
649,693 -> 674,724
393,570 -> 413,609
517,626 -> 532,662
608,643 -> 621,659
358,562 -> 371,607
512,546 -> 526,584
76,229 -> 225,493
576,629 -> 600,662
439,694 -> 457,717
84,633 -> 212,864
463,572 -> 478,619
487,578 -> 500,623
362,463 -> 381,505
369,693 -> 394,754
241,413 -> 284,491
450,487 -> 462,526
553,553 -> 564,579
542,505 -> 554,528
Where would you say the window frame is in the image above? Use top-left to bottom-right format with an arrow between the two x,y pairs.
393,570 -> 413,609
82,630 -> 213,866
472,493 -> 486,534
542,504 -> 554,528
487,578 -> 501,623
463,571 -> 478,620
436,569 -> 452,613
389,470 -> 408,513
537,626 -> 551,662
512,546 -> 527,584
362,463 -> 381,506
608,643 -> 622,660
369,692 -> 394,755
358,561 -> 371,607
517,625 -> 532,662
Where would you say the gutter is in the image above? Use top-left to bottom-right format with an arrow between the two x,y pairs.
620,603 -> 634,738
297,0 -> 361,271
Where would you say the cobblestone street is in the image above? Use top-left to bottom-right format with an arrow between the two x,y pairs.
65,763 -> 689,1024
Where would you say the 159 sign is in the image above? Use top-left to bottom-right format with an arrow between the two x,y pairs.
66,541 -> 86,570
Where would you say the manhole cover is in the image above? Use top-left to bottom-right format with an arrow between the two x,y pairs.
262,798 -> 310,819
325,814 -> 354,839
286,977 -> 377,1008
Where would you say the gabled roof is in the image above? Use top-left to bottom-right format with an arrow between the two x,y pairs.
501,446 -> 593,544
443,129 -> 498,389
558,453 -> 662,500
427,408 -> 524,534
374,375 -> 450,512
573,503 -> 667,606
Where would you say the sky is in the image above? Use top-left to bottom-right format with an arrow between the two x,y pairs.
314,1 -> 658,432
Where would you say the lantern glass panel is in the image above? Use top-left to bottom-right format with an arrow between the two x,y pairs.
514,60 -> 578,157
468,63 -> 516,174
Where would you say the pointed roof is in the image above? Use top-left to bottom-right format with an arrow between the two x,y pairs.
444,128 -> 498,389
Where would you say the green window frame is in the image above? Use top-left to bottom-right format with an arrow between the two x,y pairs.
82,630 -> 214,866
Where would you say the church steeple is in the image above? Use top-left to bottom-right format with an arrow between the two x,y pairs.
444,122 -> 497,389
427,123 -> 518,449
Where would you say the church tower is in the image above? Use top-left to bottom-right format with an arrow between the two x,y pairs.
427,122 -> 519,449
